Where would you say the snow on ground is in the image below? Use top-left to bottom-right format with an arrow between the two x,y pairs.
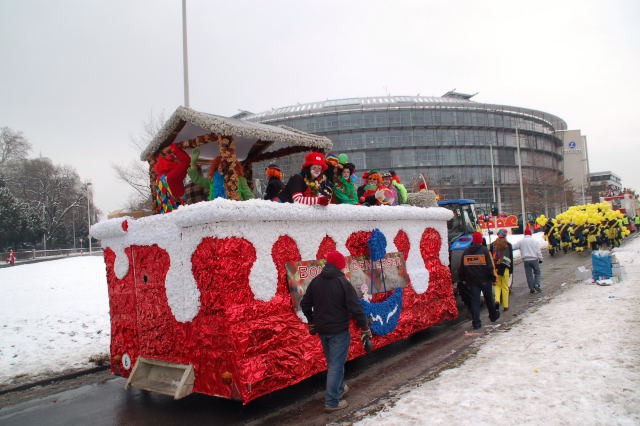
0,256 -> 110,385
356,237 -> 640,425
2,233 -> 638,425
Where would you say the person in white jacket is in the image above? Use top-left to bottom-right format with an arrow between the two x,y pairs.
515,228 -> 544,293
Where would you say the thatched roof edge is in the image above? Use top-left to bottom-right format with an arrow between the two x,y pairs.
140,106 -> 332,161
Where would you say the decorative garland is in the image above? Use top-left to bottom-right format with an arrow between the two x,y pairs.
360,288 -> 403,336
155,175 -> 184,213
303,174 -> 326,195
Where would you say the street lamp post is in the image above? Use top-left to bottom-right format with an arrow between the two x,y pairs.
489,144 -> 499,235
516,127 -> 526,230
86,182 -> 92,254
182,0 -> 190,107
490,144 -> 497,205
72,208 -> 76,250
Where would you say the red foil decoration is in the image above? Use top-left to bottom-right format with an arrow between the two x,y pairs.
104,225 -> 458,404
393,230 -> 410,261
316,235 -> 337,260
346,231 -> 372,257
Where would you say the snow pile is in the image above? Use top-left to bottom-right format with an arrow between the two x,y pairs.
356,238 -> 640,425
0,257 -> 109,386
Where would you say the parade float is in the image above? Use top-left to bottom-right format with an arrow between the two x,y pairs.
91,106 -> 457,403
600,190 -> 637,219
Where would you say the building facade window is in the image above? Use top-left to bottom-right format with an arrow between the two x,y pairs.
248,96 -> 566,214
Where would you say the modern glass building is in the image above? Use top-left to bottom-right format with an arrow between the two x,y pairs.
243,91 -> 568,215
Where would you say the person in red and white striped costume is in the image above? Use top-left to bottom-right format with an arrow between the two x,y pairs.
280,152 -> 333,205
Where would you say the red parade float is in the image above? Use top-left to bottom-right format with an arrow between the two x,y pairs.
91,107 -> 458,403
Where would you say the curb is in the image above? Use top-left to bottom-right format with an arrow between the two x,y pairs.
0,365 -> 110,396
0,252 -> 104,269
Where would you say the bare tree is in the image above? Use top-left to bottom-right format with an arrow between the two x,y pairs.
112,111 -> 166,210
0,127 -> 32,166
112,161 -> 151,207
6,157 -> 91,248
521,169 -> 575,217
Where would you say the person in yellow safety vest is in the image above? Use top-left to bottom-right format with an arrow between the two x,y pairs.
622,215 -> 630,230
634,215 -> 640,232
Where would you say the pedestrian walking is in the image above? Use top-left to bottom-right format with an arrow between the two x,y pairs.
490,229 -> 513,311
300,251 -> 371,412
517,228 -> 544,293
6,249 -> 16,265
459,232 -> 500,329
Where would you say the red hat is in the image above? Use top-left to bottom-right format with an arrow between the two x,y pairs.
525,228 -> 532,236
472,232 -> 484,245
303,152 -> 328,171
325,251 -> 346,270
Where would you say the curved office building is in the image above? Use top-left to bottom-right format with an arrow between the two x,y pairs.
244,91 -> 568,215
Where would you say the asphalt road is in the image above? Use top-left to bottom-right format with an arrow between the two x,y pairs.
0,248 -> 596,426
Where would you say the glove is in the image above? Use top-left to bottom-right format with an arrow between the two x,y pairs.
361,329 -> 373,353
538,259 -> 543,264
317,196 -> 330,206
308,323 -> 317,335
190,147 -> 200,166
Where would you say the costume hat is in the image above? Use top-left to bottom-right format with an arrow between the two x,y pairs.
303,152 -> 328,171
325,251 -> 347,270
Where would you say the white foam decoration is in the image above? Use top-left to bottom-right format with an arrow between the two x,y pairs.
248,230 -> 281,301
113,246 -> 129,278
436,223 -> 451,266
403,223 -> 430,294
91,199 -> 453,322
164,233 -> 202,322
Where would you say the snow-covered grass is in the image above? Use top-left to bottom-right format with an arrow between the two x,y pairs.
0,256 -> 110,386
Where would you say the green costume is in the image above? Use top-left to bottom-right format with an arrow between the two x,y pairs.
333,175 -> 358,204
187,148 -> 254,201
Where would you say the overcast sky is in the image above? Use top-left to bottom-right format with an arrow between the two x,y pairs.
1,0 -> 639,216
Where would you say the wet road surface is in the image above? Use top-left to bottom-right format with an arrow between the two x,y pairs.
0,249 -> 595,426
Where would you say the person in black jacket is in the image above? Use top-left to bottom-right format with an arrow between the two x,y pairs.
263,164 -> 285,201
459,232 -> 500,329
301,251 -> 371,412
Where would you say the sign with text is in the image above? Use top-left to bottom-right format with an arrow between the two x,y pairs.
285,253 -> 408,313
347,253 -> 409,298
